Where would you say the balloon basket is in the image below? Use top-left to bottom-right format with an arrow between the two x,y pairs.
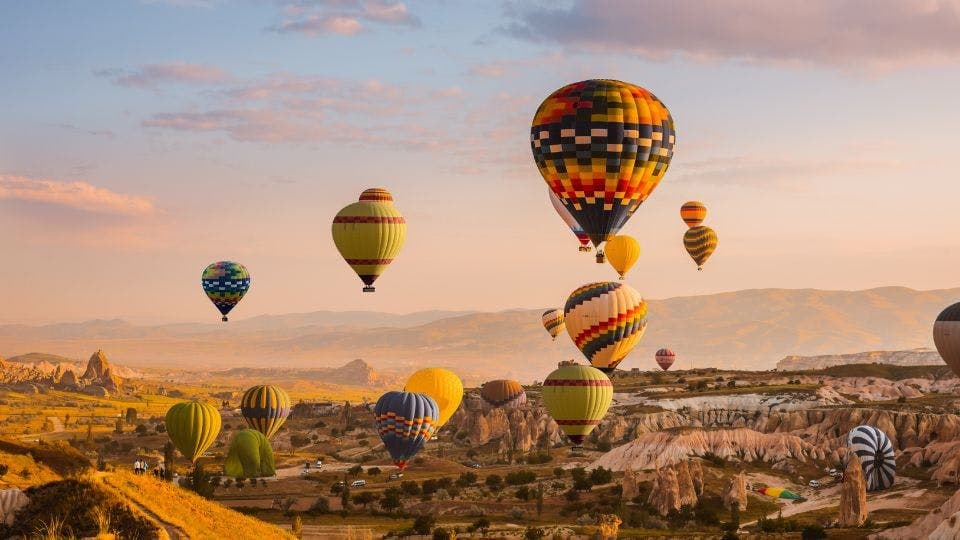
579,246 -> 591,252
697,267 -> 703,272
221,316 -> 228,322
363,286 -> 376,293
595,253 -> 605,263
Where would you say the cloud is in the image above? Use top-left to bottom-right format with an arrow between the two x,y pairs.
502,0 -> 960,71
467,53 -> 565,78
102,62 -> 229,88
54,123 -> 117,139
674,155 -> 907,188
0,174 -> 154,216
273,0 -> 419,36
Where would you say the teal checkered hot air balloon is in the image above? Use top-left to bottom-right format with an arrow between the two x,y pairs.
201,261 -> 250,322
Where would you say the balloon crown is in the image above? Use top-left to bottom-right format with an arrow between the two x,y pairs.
359,188 -> 393,203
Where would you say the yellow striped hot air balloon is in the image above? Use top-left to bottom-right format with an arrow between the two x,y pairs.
480,379 -> 526,409
165,400 -> 222,463
542,364 -> 612,445
332,188 -> 406,292
564,282 -> 647,372
404,368 -> 463,428
683,225 -> 718,270
240,385 -> 291,439
680,201 -> 707,228
541,308 -> 565,340
604,235 -> 640,279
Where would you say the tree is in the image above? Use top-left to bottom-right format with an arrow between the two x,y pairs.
352,491 -> 379,511
367,467 -> 381,476
485,474 -> 503,490
535,482 -> 544,518
401,480 -> 422,496
470,517 -> 490,534
515,486 -> 531,501
432,528 -> 454,540
308,497 -> 330,515
114,418 -> 123,434
135,424 -> 148,436
340,476 -> 351,511
182,463 -> 217,499
125,408 -> 138,425
291,514 -> 303,539
524,527 -> 544,539
801,525 -> 827,540
589,466 -> 612,485
163,441 -> 176,480
85,422 -> 94,448
348,464 -> 363,477
412,515 -> 435,535
553,467 -> 566,478
380,487 -> 402,513
457,471 -> 477,487
422,479 -> 439,496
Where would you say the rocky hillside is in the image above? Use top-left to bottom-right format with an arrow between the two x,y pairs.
777,348 -> 944,370
214,358 -> 396,387
0,349 -> 127,395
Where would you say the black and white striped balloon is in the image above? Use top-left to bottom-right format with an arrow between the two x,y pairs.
847,425 -> 896,491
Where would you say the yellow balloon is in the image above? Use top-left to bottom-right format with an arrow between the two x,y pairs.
604,235 -> 640,279
404,368 -> 463,427
331,188 -> 407,293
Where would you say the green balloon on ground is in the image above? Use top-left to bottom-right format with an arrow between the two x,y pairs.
223,429 -> 276,478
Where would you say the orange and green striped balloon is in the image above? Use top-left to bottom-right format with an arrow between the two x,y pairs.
680,201 -> 707,228
332,188 -> 406,293
165,400 -> 222,463
240,385 -> 291,439
542,364 -> 612,445
683,225 -> 718,270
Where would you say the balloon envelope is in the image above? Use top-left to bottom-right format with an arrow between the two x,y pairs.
224,429 -> 276,478
847,425 -> 896,491
754,487 -> 800,500
404,368 -> 463,427
542,308 -> 565,340
201,261 -> 250,322
374,391 -> 439,470
680,201 -> 707,228
655,348 -> 675,371
331,188 -> 406,292
531,79 -> 676,250
480,380 -> 526,409
564,282 -> 647,372
549,190 -> 591,251
934,302 -> 960,377
165,401 -> 221,463
542,364 -> 612,445
683,226 -> 718,270
240,385 -> 291,439
604,235 -> 640,279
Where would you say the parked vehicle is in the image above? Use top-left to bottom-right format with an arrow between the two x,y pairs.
351,479 -> 367,487
808,480 -> 821,488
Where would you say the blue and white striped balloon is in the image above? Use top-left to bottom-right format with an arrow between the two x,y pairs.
847,425 -> 896,491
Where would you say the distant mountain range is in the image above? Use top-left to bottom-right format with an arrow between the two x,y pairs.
0,287 -> 956,382
775,348 -> 945,371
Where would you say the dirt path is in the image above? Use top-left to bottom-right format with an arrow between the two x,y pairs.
97,473 -> 187,540
47,416 -> 64,432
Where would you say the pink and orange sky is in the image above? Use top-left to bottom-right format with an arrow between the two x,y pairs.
2,0 -> 960,323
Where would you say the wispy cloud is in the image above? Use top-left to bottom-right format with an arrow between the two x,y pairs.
54,123 -> 117,139
502,0 -> 960,71
674,155 -> 907,188
99,62 -> 229,88
273,0 -> 419,36
466,53 -> 565,78
0,174 -> 154,216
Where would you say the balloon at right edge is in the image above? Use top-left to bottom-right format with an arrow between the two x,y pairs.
684,226 -> 718,270
933,302 -> 960,377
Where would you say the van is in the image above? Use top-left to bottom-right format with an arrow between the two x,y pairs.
351,479 -> 366,488
808,480 -> 821,488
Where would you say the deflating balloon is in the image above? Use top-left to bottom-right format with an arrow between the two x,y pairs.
680,201 -> 707,228
604,235 -> 640,279
754,487 -> 800,500
655,348 -> 675,371
542,364 -> 612,445
165,400 -> 222,463
240,385 -> 291,439
549,190 -> 591,252
404,368 -> 463,427
934,302 -> 960,377
224,429 -> 276,478
683,226 -> 717,270
202,261 -> 250,322
847,425 -> 896,491
374,391 -> 439,471
480,380 -> 526,409
564,282 -> 647,372
331,188 -> 406,293
531,79 -> 676,253
541,308 -> 565,341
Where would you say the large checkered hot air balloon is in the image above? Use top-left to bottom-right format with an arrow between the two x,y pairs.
542,308 -> 565,341
374,391 -> 438,471
531,79 -> 675,262
331,188 -> 406,293
847,425 -> 896,491
240,385 -> 291,439
564,282 -> 647,372
549,189 -> 591,252
542,364 -> 612,446
201,261 -> 250,322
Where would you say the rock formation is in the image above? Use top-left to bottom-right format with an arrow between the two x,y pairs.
622,468 -> 642,501
839,453 -> 868,527
647,466 -> 681,517
676,460 -> 698,507
722,472 -> 748,511
81,350 -> 123,391
871,488 -> 960,539
690,459 -> 704,495
777,348 -> 943,370
453,404 -> 563,452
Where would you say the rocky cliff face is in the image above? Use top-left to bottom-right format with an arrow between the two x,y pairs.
777,348 -> 943,370
81,350 -> 122,391
647,467 -> 681,517
722,472 -> 747,511
450,397 -> 563,453
839,453 -> 867,527
871,488 -> 960,539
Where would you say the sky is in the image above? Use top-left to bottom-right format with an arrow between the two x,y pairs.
2,0 -> 960,324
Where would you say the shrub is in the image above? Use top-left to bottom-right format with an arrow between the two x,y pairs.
553,467 -> 565,478
457,472 -> 477,487
432,527 -> 454,540
367,467 -> 381,476
135,424 -> 148,435
589,466 -> 612,485
307,496 -> 330,515
0,464 -> 7,477
290,434 -> 311,447
401,480 -> 421,495
485,474 -> 503,489
801,524 -> 827,540
505,470 -> 537,486
411,515 -> 435,535
596,440 -> 612,452
515,486 -> 531,501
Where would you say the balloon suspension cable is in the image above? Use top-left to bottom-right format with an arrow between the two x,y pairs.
222,316 -> 228,322
363,286 -> 376,293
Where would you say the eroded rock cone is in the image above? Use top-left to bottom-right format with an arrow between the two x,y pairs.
647,466 -> 681,517
723,471 -> 748,511
840,453 -> 868,527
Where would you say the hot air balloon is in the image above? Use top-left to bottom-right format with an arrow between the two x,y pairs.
404,368 -> 463,428
847,425 -> 896,491
165,401 -> 221,463
240,385 -> 291,439
542,364 -> 612,446
0,489 -> 28,526
331,188 -> 406,292
542,308 -> 565,341
605,235 -> 640,279
531,79 -> 676,260
201,261 -> 250,322
224,429 -> 276,478
753,487 -> 801,500
934,302 -> 960,377
683,226 -> 717,270
680,201 -> 707,228
655,349 -> 675,371
564,282 -> 647,372
480,380 -> 527,409
374,391 -> 439,471
549,190 -> 591,252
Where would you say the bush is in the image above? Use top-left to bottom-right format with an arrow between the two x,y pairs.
596,440 -> 612,452
515,486 -> 531,501
457,472 -> 477,487
134,424 -> 148,435
553,467 -> 566,477
485,474 -> 503,489
801,524 -> 827,540
401,480 -> 421,495
468,517 -> 490,533
432,527 -> 454,540
290,434 -> 311,447
524,527 -> 544,539
411,515 -> 435,535
589,466 -> 612,485
505,470 -> 537,486
367,467 -> 381,476
0,464 -> 7,477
